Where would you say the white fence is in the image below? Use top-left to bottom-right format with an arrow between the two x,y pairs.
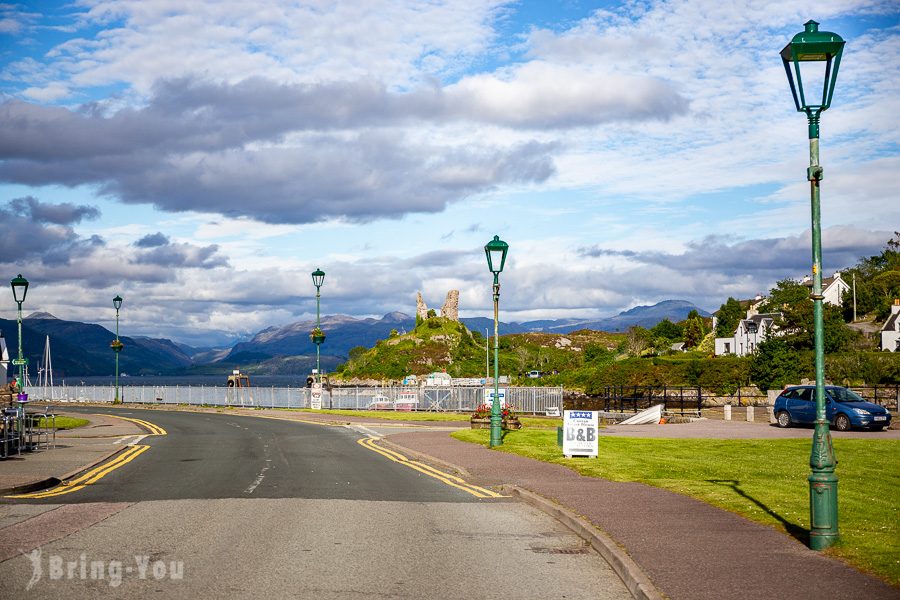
42,384 -> 564,414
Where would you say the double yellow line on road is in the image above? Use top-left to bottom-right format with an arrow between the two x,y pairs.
357,437 -> 504,499
6,444 -> 150,499
100,413 -> 167,436
6,413 -> 166,500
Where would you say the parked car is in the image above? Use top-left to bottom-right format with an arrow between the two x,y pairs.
526,370 -> 542,379
774,385 -> 892,431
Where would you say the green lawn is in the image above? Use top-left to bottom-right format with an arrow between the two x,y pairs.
41,416 -> 89,430
452,428 -> 900,586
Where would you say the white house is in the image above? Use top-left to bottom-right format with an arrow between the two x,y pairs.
881,300 -> 900,352
714,313 -> 780,357
802,272 -> 850,307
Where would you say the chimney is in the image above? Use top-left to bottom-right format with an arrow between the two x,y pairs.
893,299 -> 900,315
802,275 -> 811,284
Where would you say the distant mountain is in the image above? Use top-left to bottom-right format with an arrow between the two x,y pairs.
222,313 -> 418,362
0,314 -> 193,378
517,300 -> 710,333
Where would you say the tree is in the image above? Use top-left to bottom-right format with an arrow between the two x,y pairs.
651,319 -> 682,341
759,278 -> 808,312
426,308 -> 437,319
749,338 -> 809,391
777,301 -> 854,353
682,316 -> 706,348
715,297 -> 744,338
624,326 -> 651,357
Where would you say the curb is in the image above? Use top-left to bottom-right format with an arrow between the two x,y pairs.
502,485 -> 664,600
0,446 -> 127,495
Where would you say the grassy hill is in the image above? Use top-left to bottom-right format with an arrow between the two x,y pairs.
333,317 -> 625,383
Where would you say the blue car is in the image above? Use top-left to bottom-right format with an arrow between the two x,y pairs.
774,385 -> 892,431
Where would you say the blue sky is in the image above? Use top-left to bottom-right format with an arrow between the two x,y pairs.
1,1 -> 898,346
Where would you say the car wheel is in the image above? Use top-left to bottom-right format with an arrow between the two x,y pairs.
776,411 -> 792,428
834,413 -> 851,432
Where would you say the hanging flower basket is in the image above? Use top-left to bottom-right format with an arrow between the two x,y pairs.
110,339 -> 124,352
310,328 -> 326,344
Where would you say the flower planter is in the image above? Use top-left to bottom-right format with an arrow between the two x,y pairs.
310,333 -> 326,345
470,417 -> 521,430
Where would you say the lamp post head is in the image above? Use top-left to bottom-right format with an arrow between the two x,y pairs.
311,268 -> 325,289
113,294 -> 123,311
10,274 -> 28,305
484,235 -> 509,275
781,20 -> 845,117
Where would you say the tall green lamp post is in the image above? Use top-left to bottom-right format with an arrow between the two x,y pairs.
10,274 -> 29,395
311,268 -> 326,382
781,20 -> 845,551
111,295 -> 124,404
484,235 -> 509,448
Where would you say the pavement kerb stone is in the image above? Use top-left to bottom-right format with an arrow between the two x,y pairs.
501,485 -> 665,600
0,446 -> 128,495
378,437 -> 472,478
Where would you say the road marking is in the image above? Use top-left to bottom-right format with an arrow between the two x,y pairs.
244,465 -> 270,494
99,414 -> 167,436
356,437 -> 505,499
114,434 -> 149,445
6,445 -> 151,499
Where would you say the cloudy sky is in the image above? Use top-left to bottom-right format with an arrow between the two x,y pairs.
1,0 -> 898,347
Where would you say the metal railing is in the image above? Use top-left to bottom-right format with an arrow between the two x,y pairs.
572,384 -> 900,415
43,384 -> 564,414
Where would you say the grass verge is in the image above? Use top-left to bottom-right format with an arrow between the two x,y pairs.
452,428 -> 900,586
41,416 -> 90,430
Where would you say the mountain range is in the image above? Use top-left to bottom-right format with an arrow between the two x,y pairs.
0,300 -> 707,377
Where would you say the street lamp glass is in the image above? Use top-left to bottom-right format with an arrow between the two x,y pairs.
113,295 -> 123,310
781,20 -> 844,113
311,268 -> 325,288
10,274 -> 28,304
484,235 -> 509,274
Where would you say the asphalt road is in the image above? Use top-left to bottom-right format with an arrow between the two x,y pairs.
0,407 -> 632,598
19,406 -> 477,503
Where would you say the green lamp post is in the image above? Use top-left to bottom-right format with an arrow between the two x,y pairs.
10,274 -> 29,396
311,268 -> 326,382
111,295 -> 124,404
781,20 -> 845,551
484,235 -> 509,448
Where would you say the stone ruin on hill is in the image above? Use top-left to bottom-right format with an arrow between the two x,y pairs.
416,290 -> 459,321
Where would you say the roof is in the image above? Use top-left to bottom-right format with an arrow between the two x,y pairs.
883,312 -> 899,333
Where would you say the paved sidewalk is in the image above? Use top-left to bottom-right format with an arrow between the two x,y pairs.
386,430 -> 899,600
0,413 -> 143,494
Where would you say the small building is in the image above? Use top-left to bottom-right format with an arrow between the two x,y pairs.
881,300 -> 900,352
714,313 -> 780,357
424,371 -> 452,387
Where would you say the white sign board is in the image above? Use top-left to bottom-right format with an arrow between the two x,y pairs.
483,388 -> 507,408
310,382 -> 323,410
563,410 -> 598,458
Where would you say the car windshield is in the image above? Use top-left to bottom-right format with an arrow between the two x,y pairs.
828,388 -> 866,403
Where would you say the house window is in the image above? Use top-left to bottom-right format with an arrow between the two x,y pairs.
724,342 -> 731,353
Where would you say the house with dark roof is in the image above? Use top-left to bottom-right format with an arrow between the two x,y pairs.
714,313 -> 780,357
882,300 -> 900,352
801,271 -> 850,307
